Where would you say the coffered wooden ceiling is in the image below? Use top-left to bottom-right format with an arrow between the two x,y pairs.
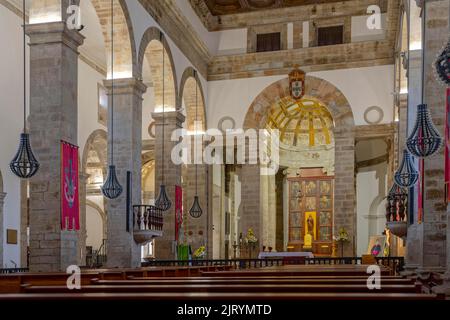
203,0 -> 354,16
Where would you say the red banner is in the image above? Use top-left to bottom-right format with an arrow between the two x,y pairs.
445,88 -> 450,202
61,141 -> 80,230
175,185 -> 183,242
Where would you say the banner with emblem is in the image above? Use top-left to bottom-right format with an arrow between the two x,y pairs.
175,185 -> 183,242
61,141 -> 80,230
445,88 -> 450,202
289,68 -> 305,101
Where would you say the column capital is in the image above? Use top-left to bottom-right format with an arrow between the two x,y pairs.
103,78 -> 147,97
152,110 -> 186,126
26,22 -> 84,52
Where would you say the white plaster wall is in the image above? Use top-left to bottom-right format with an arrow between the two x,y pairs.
208,65 -> 394,130
0,5 -> 29,267
216,29 -> 247,55
86,205 -> 104,250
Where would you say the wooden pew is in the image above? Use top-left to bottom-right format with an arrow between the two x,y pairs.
0,292 -> 440,301
22,283 -> 421,294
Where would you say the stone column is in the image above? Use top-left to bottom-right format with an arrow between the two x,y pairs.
104,78 -> 146,268
416,0 -> 449,274
152,111 -> 185,259
0,192 -> 6,268
27,22 -> 83,272
334,131 -> 356,256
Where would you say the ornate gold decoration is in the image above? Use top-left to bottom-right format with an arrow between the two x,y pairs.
266,97 -> 333,147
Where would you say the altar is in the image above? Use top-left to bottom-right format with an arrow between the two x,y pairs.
258,252 -> 314,259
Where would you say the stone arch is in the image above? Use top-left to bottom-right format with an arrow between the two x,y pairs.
137,27 -> 178,110
90,0 -> 137,78
81,129 -> 108,174
179,67 -> 207,131
243,76 -> 357,255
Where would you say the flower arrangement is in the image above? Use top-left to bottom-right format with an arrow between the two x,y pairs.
193,246 -> 206,259
333,227 -> 349,242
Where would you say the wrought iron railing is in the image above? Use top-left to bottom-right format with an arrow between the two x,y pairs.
133,205 -> 163,232
142,257 -> 405,275
0,268 -> 29,274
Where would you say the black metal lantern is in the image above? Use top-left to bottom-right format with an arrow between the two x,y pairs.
155,31 -> 172,212
10,0 -> 40,179
189,70 -> 203,219
406,104 -> 443,158
189,196 -> 202,218
394,150 -> 419,188
386,184 -> 408,222
10,133 -> 40,178
101,165 -> 122,199
435,36 -> 450,85
155,185 -> 171,212
101,0 -> 123,199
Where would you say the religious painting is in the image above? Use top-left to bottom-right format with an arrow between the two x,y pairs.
320,181 -> 331,195
305,197 -> 316,211
290,181 -> 302,198
445,88 -> 450,202
319,227 -> 331,241
6,229 -> 18,244
290,198 -> 300,211
290,212 -> 301,227
97,83 -> 108,127
304,211 -> 317,240
319,195 -> 332,210
61,141 -> 80,231
290,228 -> 302,241
305,181 -> 316,196
367,236 -> 387,257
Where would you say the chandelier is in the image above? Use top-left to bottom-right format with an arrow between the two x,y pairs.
10,0 -> 40,179
101,0 -> 122,199
189,70 -> 203,218
155,32 -> 172,212
394,150 -> 419,188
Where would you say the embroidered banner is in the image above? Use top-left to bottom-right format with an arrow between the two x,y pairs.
175,185 -> 183,242
61,141 -> 80,230
445,88 -> 450,202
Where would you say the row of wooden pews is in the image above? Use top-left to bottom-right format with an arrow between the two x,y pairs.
0,264 -> 445,300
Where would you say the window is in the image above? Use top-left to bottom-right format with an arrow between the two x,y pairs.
317,26 -> 344,46
256,32 -> 281,52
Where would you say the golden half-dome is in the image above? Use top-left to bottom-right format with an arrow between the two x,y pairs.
266,97 -> 334,148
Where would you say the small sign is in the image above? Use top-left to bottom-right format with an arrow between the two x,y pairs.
289,68 -> 306,100
6,229 -> 18,244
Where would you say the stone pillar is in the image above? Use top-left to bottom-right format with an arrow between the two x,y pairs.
104,78 -> 146,268
240,164 -> 262,251
0,192 -> 6,268
27,22 -> 83,272
78,173 -> 88,266
152,111 -> 185,259
416,0 -> 449,274
334,131 -> 356,256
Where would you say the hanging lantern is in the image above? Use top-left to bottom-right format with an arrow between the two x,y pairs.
189,196 -> 203,218
10,0 -> 40,179
435,36 -> 450,85
406,104 -> 443,158
386,184 -> 407,222
10,133 -> 40,178
101,165 -> 122,199
101,0 -> 123,200
155,185 -> 172,211
394,150 -> 419,188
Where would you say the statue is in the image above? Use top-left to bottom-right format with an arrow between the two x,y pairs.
307,215 -> 314,237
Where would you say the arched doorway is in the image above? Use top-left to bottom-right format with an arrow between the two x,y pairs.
240,75 -> 356,256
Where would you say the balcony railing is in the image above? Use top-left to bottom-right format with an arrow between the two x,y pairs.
133,205 -> 163,245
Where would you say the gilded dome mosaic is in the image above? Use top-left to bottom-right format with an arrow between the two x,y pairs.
266,96 -> 334,148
